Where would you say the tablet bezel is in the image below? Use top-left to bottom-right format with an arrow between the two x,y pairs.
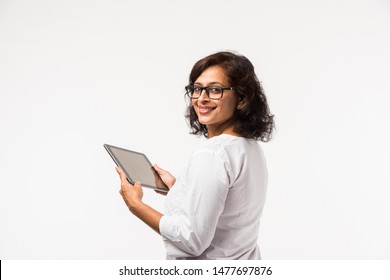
104,144 -> 169,193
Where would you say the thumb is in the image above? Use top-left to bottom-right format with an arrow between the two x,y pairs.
134,181 -> 142,188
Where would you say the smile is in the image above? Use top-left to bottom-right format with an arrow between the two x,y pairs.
198,106 -> 216,114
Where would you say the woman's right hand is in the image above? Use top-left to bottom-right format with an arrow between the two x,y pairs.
153,164 -> 176,190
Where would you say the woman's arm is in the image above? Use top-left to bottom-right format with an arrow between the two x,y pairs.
116,167 -> 163,234
159,147 -> 232,257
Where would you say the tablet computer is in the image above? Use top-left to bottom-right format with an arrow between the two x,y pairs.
104,144 -> 169,193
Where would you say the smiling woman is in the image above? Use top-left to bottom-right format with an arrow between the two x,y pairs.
185,52 -> 274,141
188,65 -> 239,138
116,51 -> 275,259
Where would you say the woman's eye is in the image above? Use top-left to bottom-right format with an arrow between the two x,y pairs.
209,87 -> 221,93
194,87 -> 202,92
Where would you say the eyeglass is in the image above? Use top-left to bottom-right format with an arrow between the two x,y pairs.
185,85 -> 235,100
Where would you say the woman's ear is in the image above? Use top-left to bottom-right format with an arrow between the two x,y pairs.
237,96 -> 247,110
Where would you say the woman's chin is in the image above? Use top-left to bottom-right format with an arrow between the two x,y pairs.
198,118 -> 211,126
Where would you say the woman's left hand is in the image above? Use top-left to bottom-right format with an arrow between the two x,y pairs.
116,167 -> 143,213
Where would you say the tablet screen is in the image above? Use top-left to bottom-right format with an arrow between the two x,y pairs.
104,144 -> 168,192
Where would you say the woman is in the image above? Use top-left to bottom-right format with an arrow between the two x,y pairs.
116,51 -> 274,259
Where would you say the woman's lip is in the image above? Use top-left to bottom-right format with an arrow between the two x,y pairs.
197,106 -> 216,115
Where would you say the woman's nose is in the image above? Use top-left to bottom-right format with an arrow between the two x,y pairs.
197,89 -> 210,102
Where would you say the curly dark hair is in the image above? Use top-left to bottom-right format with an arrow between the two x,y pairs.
185,51 -> 275,142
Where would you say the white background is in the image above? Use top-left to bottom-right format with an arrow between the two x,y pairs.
1,0 -> 389,259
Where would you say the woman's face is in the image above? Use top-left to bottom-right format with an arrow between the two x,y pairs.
192,65 -> 239,137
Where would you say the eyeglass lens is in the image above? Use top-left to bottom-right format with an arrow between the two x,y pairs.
191,86 -> 223,99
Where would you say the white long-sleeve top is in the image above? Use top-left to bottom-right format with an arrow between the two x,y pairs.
159,134 -> 268,260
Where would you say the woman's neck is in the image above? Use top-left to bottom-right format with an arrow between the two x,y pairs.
207,124 -> 241,138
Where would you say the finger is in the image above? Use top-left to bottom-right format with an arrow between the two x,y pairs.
153,164 -> 165,173
116,167 -> 127,182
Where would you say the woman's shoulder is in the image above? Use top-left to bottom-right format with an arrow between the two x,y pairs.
190,135 -> 264,186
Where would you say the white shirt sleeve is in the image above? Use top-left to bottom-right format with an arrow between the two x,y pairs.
159,146 -> 233,258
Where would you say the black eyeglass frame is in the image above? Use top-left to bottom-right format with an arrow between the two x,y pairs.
185,85 -> 235,100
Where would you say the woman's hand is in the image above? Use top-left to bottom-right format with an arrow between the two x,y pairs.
116,167 -> 143,213
153,164 -> 176,189
115,167 -> 163,234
